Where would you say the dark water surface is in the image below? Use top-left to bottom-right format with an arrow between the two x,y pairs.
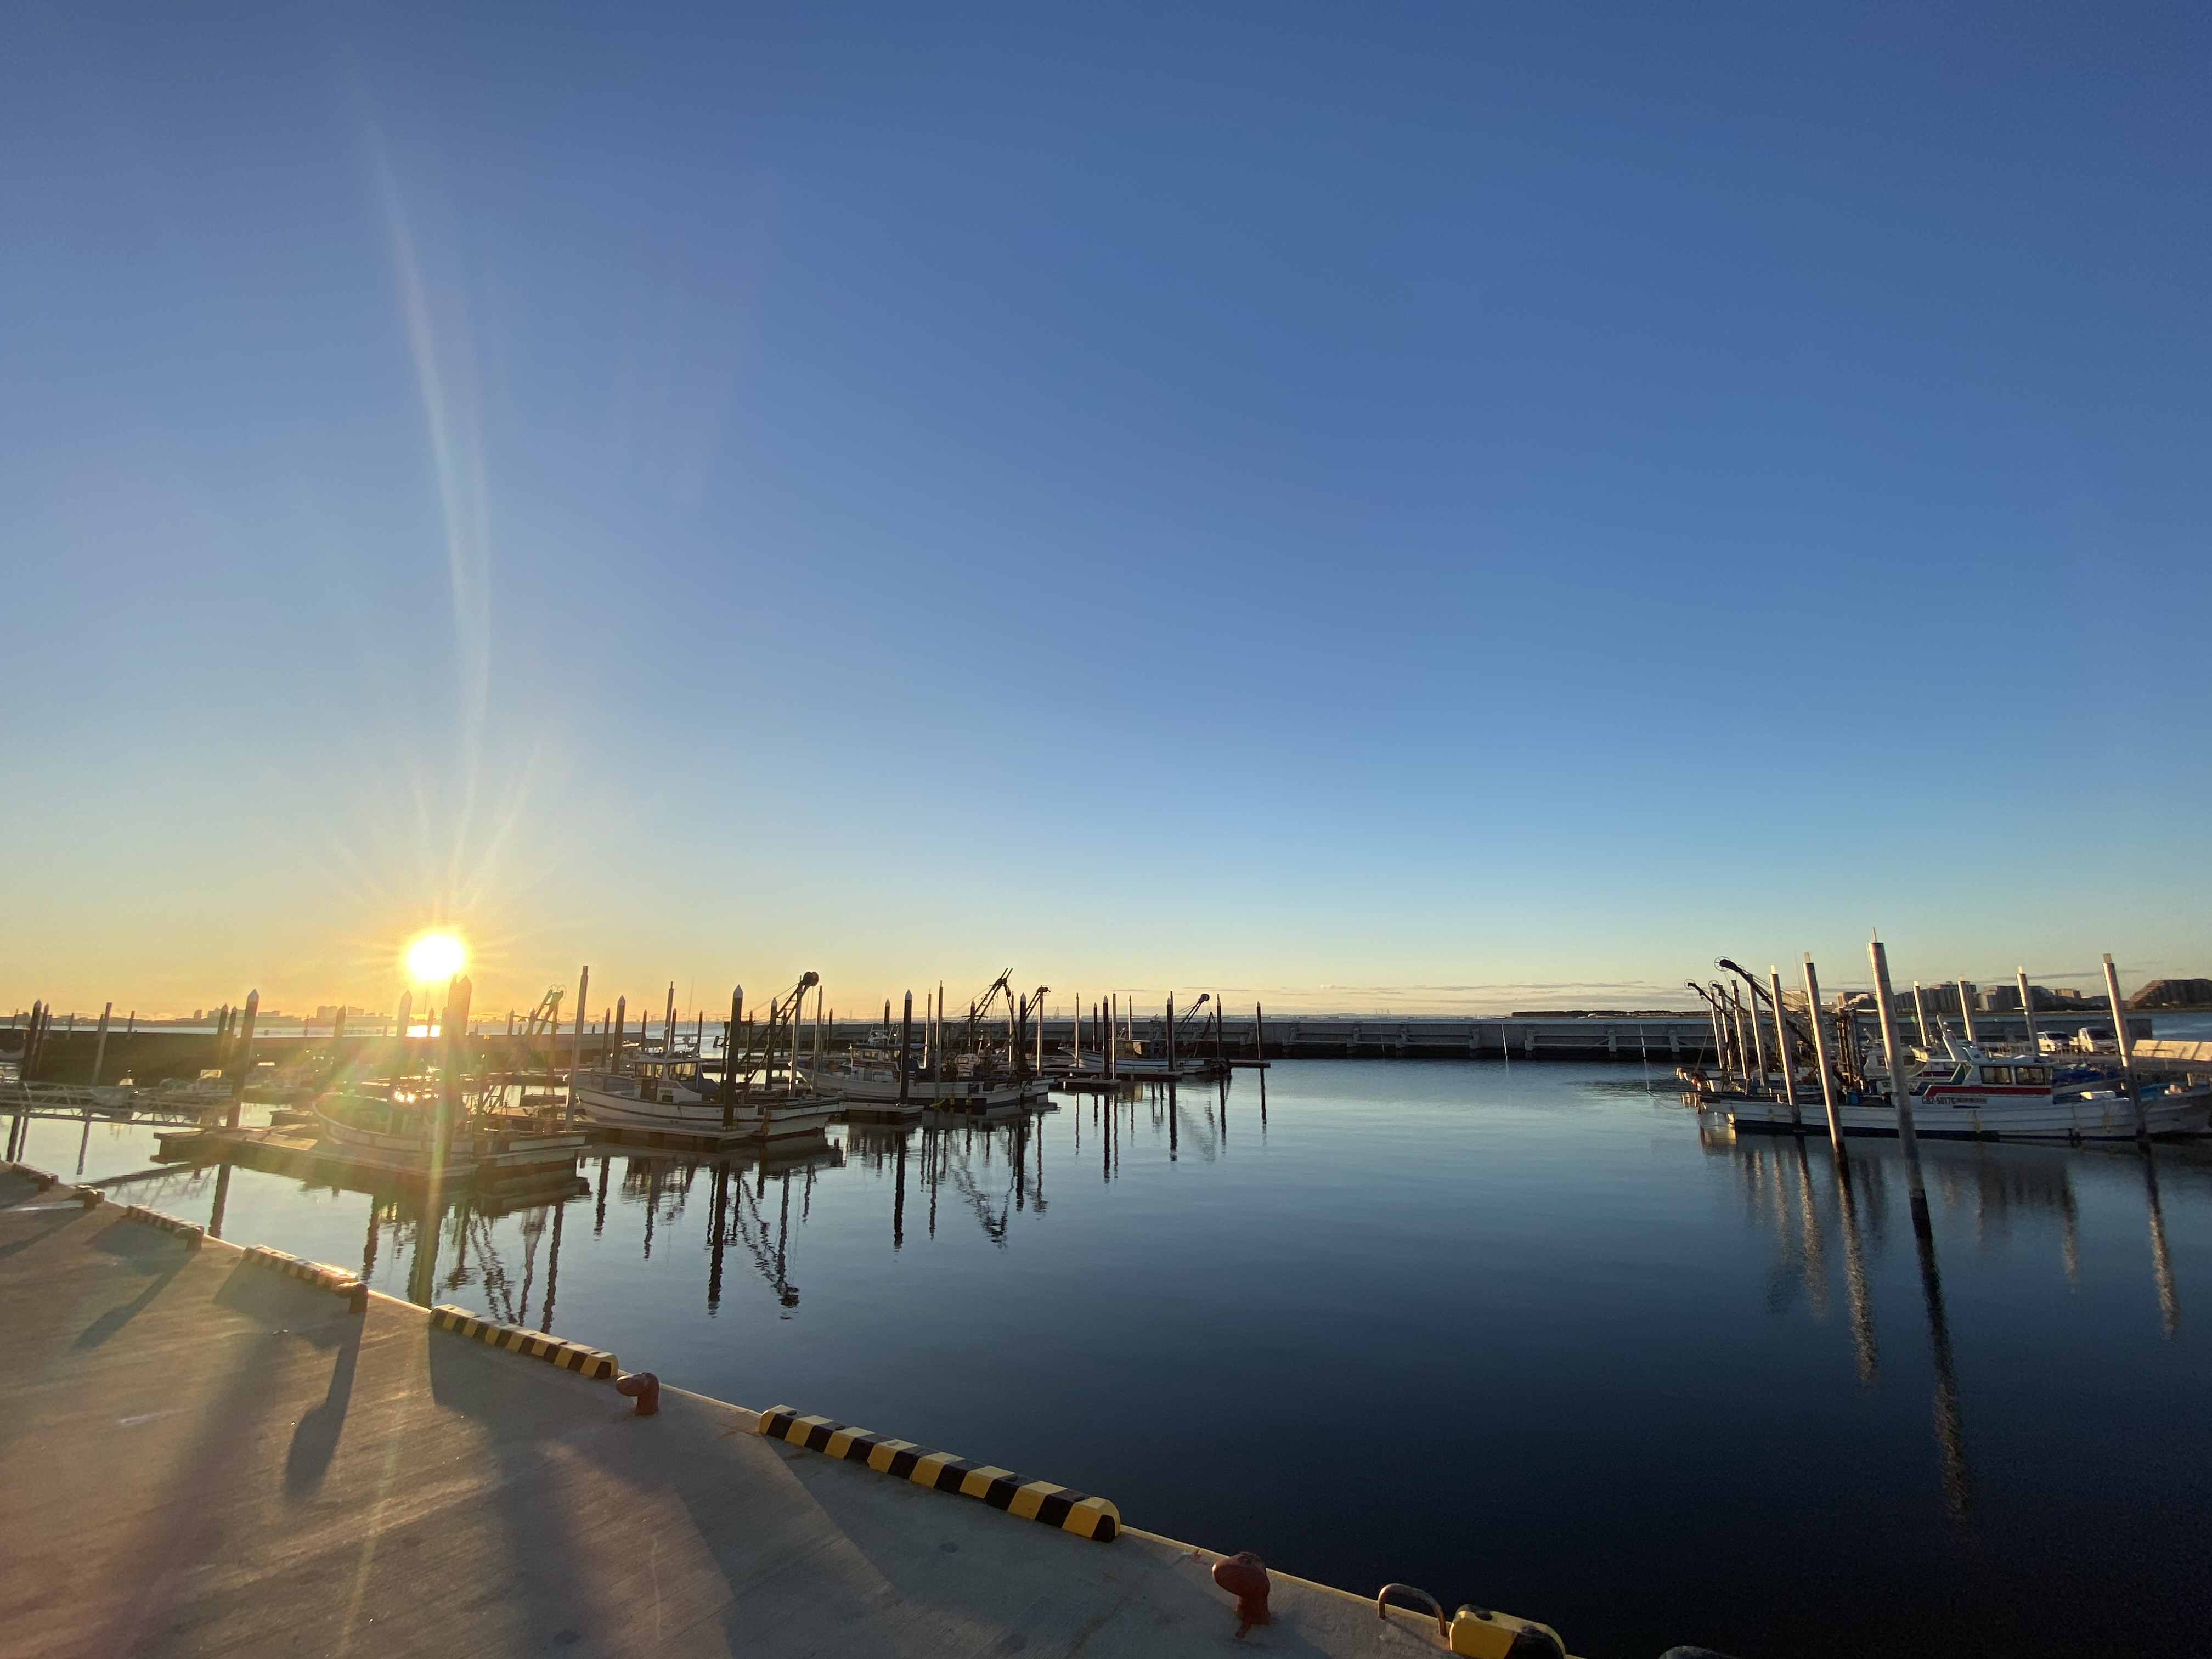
18,1057 -> 2212,1657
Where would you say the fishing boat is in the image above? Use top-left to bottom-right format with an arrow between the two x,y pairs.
568,1050 -> 840,1141
805,1043 -> 1030,1116
1720,1036 -> 2212,1142
314,1087 -> 585,1176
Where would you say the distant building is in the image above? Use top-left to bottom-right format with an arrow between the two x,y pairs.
2131,978 -> 2212,1012
1984,984 -> 2094,1013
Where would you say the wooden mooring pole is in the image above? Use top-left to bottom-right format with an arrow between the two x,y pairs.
2016,967 -> 2040,1058
1868,934 -> 1928,1215
567,966 -> 589,1127
90,1002 -> 112,1087
1802,956 -> 1843,1150
225,991 -> 259,1130
2102,952 -> 2147,1143
1768,967 -> 1799,1126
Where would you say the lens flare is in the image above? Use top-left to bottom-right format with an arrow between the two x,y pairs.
404,930 -> 466,984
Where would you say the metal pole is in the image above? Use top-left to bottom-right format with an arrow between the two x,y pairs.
1911,981 -> 1934,1048
723,985 -> 743,1125
663,983 -> 676,1059
567,965 -> 589,1127
2102,952 -> 2147,1142
1956,980 -> 1979,1045
1768,967 -> 1798,1124
90,1002 -> 112,1088
1166,995 -> 1176,1075
900,991 -> 913,1105
2016,967 -> 2040,1059
225,991 -> 259,1130
1802,956 -> 1843,1149
1868,935 -> 1922,1159
1255,1001 -> 1265,1063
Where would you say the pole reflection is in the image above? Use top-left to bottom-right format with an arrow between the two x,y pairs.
2143,1153 -> 2179,1340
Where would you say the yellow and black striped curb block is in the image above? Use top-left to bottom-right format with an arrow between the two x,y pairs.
2,1162 -> 59,1188
242,1245 -> 368,1311
120,1205 -> 205,1248
428,1305 -> 620,1379
756,1406 -> 1121,1542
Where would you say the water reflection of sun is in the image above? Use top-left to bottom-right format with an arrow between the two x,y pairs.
403,930 -> 466,984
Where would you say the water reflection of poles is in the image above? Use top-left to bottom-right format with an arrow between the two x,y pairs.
594,1155 -> 610,1236
1908,1176 -> 1973,1523
405,1199 -> 443,1305
707,1162 -> 729,1313
2143,1154 -> 2180,1339
2049,1194 -> 2080,1298
1790,1138 -> 1830,1318
540,1197 -> 566,1332
775,1172 -> 794,1306
207,1161 -> 234,1239
893,1132 -> 907,1249
1834,1156 -> 1880,1386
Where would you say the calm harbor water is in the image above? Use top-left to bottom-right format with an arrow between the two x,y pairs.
17,1049 -> 2212,1657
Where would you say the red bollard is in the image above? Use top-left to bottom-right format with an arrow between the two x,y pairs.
616,1371 -> 660,1416
1212,1552 -> 1271,1638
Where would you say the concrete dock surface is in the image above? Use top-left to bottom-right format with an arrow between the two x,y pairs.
0,1169 -> 1499,1659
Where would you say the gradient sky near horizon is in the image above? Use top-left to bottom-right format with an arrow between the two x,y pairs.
3,2 -> 2207,1021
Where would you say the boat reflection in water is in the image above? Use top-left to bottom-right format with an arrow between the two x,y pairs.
1709,1117 -> 2189,1523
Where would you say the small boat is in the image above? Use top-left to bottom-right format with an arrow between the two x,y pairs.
141,1073 -> 238,1113
314,1088 -> 585,1176
805,1048 -> 1030,1116
1719,1036 -> 2212,1142
568,1052 -> 840,1142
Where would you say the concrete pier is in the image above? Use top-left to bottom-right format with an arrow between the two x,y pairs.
0,1166 -> 1531,1658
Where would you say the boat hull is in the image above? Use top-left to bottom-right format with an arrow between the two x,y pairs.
569,1077 -> 839,1141
1722,1085 -> 2212,1142
805,1070 -> 1026,1111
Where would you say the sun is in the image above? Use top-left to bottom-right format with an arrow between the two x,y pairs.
404,930 -> 467,984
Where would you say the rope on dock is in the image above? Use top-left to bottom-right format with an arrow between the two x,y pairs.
756,1405 -> 1120,1542
428,1304 -> 619,1379
241,1245 -> 367,1311
120,1205 -> 204,1248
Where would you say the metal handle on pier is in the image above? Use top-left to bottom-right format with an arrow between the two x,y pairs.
1376,1583 -> 1448,1638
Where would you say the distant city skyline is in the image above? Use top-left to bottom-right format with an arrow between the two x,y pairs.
4,4 -> 2205,1016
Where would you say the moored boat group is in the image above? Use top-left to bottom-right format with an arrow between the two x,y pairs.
1679,940 -> 2212,1144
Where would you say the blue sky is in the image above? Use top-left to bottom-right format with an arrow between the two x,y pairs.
2,2 -> 2205,1018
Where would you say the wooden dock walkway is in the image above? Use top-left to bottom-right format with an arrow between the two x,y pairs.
0,1166 -> 1562,1659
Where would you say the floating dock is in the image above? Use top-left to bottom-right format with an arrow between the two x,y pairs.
0,1164 -> 1607,1658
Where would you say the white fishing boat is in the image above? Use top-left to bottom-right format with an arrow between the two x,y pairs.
314,1089 -> 585,1175
1723,1036 -> 2212,1143
805,1051 -> 1030,1115
568,1054 -> 840,1142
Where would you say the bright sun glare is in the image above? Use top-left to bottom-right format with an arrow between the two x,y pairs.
404,930 -> 467,984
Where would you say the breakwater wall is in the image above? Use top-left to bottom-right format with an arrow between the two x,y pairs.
3,1010 -> 2155,1083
